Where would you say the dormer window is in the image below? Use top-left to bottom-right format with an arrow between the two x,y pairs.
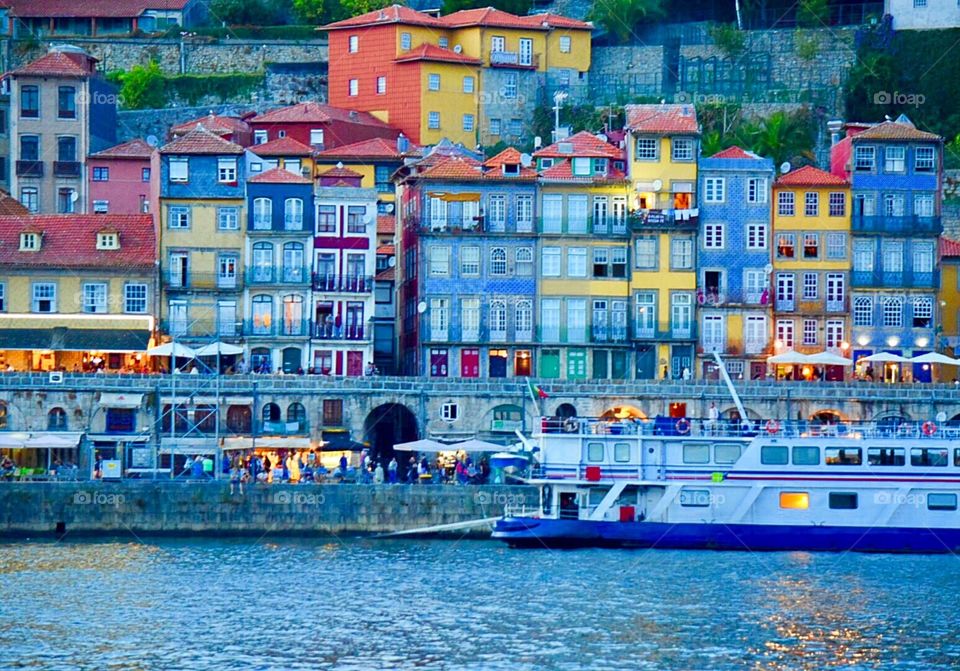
540,158 -> 554,169
97,232 -> 119,250
20,232 -> 40,251
218,157 -> 237,184
572,157 -> 590,176
502,163 -> 520,176
591,158 -> 608,175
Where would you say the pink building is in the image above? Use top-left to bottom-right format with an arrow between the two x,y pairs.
88,139 -> 159,216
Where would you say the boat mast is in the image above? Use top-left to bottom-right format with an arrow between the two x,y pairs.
712,352 -> 749,422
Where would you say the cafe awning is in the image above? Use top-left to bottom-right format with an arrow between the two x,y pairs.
0,432 -> 81,449
99,392 -> 144,409
0,328 -> 150,352
768,351 -> 812,365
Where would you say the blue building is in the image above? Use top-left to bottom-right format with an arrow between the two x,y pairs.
244,167 -> 316,373
697,146 -> 775,381
399,147 -> 538,382
838,116 -> 943,382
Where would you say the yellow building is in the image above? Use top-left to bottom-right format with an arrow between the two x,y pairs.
623,104 -> 701,379
771,166 -> 852,379
534,132 -> 632,380
938,237 -> 960,357
0,214 -> 157,372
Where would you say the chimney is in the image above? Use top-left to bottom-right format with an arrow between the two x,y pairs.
827,119 -> 844,146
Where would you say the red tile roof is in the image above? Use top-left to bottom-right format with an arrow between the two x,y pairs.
159,127 -> 244,155
250,102 -> 392,128
534,131 -> 623,159
90,139 -> 155,160
395,43 -> 482,65
377,215 -> 395,235
625,103 -> 699,134
711,146 -> 758,159
323,4 -> 444,30
319,165 -> 363,179
440,7 -> 590,29
481,147 -> 538,178
170,113 -> 250,138
250,136 -> 315,157
775,165 -> 848,187
0,215 -> 155,270
853,119 -> 941,142
941,237 -> 960,258
377,244 -> 395,255
4,0 -> 189,19
317,136 -> 420,160
418,155 -> 482,180
0,191 -> 28,216
520,12 -> 592,29
10,50 -> 96,77
538,159 -> 628,183
248,167 -> 313,184
375,266 -> 395,282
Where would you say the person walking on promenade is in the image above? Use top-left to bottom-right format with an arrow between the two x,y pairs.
407,455 -> 418,484
286,453 -> 301,484
388,457 -> 398,484
191,455 -> 204,479
373,461 -> 384,484
229,457 -> 244,496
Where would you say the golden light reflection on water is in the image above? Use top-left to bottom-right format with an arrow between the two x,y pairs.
0,542 -> 157,575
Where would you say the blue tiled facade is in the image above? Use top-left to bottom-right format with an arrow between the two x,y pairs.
160,154 -> 245,200
245,181 -> 315,233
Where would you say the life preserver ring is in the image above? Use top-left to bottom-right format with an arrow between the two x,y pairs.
922,421 -> 937,437
765,419 -> 780,435
675,418 -> 691,435
563,418 -> 579,433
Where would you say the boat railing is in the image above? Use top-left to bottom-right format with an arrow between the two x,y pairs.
503,504 -> 539,518
536,417 -> 960,441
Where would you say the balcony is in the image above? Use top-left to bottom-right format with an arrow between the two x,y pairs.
852,269 -> 939,289
591,324 -> 629,343
313,323 -> 368,341
489,51 -> 539,69
851,215 -> 941,236
312,274 -> 373,293
256,419 -> 308,436
699,288 -> 770,308
163,272 -> 243,291
539,216 -> 630,236
245,319 -> 311,338
424,216 -> 484,233
633,323 -> 697,341
630,208 -> 699,230
245,266 -> 309,285
53,161 -> 81,177
160,320 -> 243,340
16,160 -> 44,178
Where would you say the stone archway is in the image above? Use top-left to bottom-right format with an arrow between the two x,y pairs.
555,403 -> 577,418
364,403 -> 419,464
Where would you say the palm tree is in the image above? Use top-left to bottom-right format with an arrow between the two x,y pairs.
745,111 -> 815,167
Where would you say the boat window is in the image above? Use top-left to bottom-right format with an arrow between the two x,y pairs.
868,447 -> 905,466
955,449 -> 960,467
588,488 -> 609,506
911,447 -> 949,467
679,489 -> 711,507
761,445 -> 789,465
829,492 -> 858,509
714,443 -> 742,464
779,491 -> 809,509
618,488 -> 638,506
792,446 -> 820,466
614,442 -> 631,463
587,442 -> 604,462
682,443 -> 710,464
927,493 -> 958,511
825,447 -> 862,465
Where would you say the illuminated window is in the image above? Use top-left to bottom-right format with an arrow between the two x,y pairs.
779,492 -> 809,509
825,447 -> 862,465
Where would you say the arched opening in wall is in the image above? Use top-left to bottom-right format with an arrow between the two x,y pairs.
364,403 -> 418,464
810,410 -> 844,424
287,402 -> 306,428
195,405 -> 217,433
600,405 -> 646,420
48,407 -> 67,431
261,403 -> 281,430
488,404 -> 525,434
555,403 -> 577,418
226,405 -> 251,434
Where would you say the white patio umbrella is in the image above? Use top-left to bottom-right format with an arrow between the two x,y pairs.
860,352 -> 910,363
807,351 -> 854,366
909,352 -> 960,366
393,439 -> 446,452
147,342 -> 198,359
446,439 -> 505,452
194,342 -> 244,357
768,351 -> 812,365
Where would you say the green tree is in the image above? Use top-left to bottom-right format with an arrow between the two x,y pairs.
293,0 -> 348,23
442,0 -> 532,14
589,0 -> 665,45
113,61 -> 166,110
742,110 -> 815,167
707,22 -> 746,60
209,0 -> 288,25
796,0 -> 829,28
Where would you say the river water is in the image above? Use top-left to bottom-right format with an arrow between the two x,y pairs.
2,537 -> 960,670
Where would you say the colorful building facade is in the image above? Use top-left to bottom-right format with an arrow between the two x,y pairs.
87,139 -> 159,215
247,102 -> 398,150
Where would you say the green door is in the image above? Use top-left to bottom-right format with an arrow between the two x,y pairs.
567,349 -> 587,380
541,349 -> 560,378
611,350 -> 628,379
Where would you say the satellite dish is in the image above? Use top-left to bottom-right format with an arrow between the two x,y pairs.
453,44 -> 462,53
417,301 -> 427,314
146,135 -> 159,147
70,191 -> 79,202
385,203 -> 395,213
780,161 -> 792,174
764,263 -> 773,274
387,256 -> 396,268
595,133 -> 608,143
519,153 -> 532,168
652,179 -> 663,192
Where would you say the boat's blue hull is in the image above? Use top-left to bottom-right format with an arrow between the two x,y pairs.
492,517 -> 960,553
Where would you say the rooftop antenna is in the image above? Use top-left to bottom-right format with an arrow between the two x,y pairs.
552,90 -> 568,143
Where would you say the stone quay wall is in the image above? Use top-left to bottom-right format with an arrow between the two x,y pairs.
0,482 -> 537,538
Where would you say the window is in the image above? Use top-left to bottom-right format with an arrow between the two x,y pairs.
566,247 -> 587,278
21,85 -> 39,117
461,76 -> 475,94
516,300 -> 532,338
349,79 -> 358,96
461,246 -> 480,276
322,399 -> 343,426
804,192 -> 819,217
715,444 -> 742,464
509,248 -> 530,277
884,146 -> 905,173
430,298 -> 449,339
489,118 -> 501,136
682,443 -> 710,464
914,193 -> 934,218
792,446 -> 820,466
252,198 -> 272,230
826,232 -> 846,259
779,492 -> 809,509
347,205 -> 367,233
83,283 -> 107,313
57,136 -> 77,163
316,204 -> 336,234
778,191 -> 795,216
559,36 -> 571,53
217,207 -> 239,230
803,233 -> 819,259
776,319 -> 795,348
913,296 -> 933,328
32,283 -> 56,313
401,32 -> 411,50
825,319 -> 844,348
461,298 -> 480,340
868,447 -> 905,466
168,206 -> 190,229
679,490 -> 712,507
441,402 -> 459,422
428,73 -> 440,91
585,442 -> 604,462
915,146 -> 936,172
635,138 -> 657,160
913,241 -> 934,275
704,223 -> 724,249
746,223 -> 767,250
428,112 -> 440,130
58,188 -> 76,214
489,248 -> 507,276
124,283 -> 147,314
214,157 -> 236,183
776,233 -> 795,259
374,76 -> 386,95
747,177 -> 768,204
348,35 -> 358,52
882,296 -> 903,327
169,157 -> 188,182
542,247 -> 561,277
853,296 -> 872,326
670,238 -> 692,269
430,246 -> 450,276
462,114 -> 474,132
92,167 -> 109,181
502,73 -> 518,99
509,119 -> 522,136
928,493 -> 957,511
854,145 -> 875,171
761,445 -> 789,465
825,448 -> 862,465
672,138 -> 694,161
592,248 -> 610,278
802,318 -> 817,345
704,177 -> 725,203
882,240 -> 904,273
438,37 -> 448,48
911,447 -> 948,467
854,193 -> 876,217
284,198 -> 303,230
96,232 -> 119,249
635,238 -> 656,269
884,194 -> 905,217
829,493 -> 858,510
